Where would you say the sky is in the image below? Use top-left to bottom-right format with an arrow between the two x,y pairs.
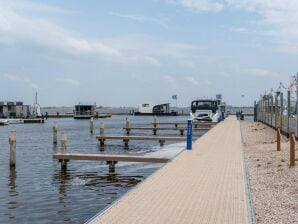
0,0 -> 297,107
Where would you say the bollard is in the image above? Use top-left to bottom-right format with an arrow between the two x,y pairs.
90,117 -> 94,134
9,131 -> 16,168
290,132 -> 295,167
57,112 -> 59,118
276,127 -> 281,151
153,116 -> 157,128
61,131 -> 68,170
46,112 -> 48,120
186,119 -> 192,150
53,123 -> 58,144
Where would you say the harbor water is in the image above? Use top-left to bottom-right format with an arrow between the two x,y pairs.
0,115 -> 205,224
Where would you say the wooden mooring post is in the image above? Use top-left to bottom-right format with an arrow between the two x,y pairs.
107,161 -> 117,173
125,117 -> 130,135
60,131 -> 68,170
153,116 -> 157,128
276,127 -> 281,151
99,123 -> 105,147
90,117 -> 94,134
9,131 -> 16,168
290,132 -> 296,167
53,123 -> 58,144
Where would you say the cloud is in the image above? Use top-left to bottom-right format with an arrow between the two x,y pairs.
109,11 -> 171,29
163,75 -> 176,85
186,76 -> 199,85
56,78 -> 81,86
244,68 -> 277,77
0,2 -> 121,58
168,0 -> 224,12
168,0 -> 298,54
230,27 -> 247,33
2,73 -> 40,90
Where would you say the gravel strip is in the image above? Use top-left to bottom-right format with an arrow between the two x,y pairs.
241,121 -> 298,224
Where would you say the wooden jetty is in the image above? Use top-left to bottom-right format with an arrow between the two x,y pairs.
53,153 -> 169,163
97,135 -> 186,147
88,116 -> 249,224
53,131 -> 170,172
152,121 -> 217,128
123,126 -> 210,135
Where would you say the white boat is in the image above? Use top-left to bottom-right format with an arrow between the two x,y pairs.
134,102 -> 177,116
190,98 -> 226,122
0,119 -> 9,125
6,119 -> 24,124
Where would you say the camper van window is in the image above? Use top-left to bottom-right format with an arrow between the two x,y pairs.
142,104 -> 149,107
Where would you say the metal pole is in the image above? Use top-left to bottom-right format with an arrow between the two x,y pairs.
186,119 -> 192,150
270,95 -> 273,127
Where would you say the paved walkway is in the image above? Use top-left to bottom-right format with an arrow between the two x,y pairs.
88,117 -> 249,224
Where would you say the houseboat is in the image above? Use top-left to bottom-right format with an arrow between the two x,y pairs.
190,97 -> 226,122
134,103 -> 177,116
73,103 -> 96,119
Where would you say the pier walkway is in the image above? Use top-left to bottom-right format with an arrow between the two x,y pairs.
88,116 -> 249,224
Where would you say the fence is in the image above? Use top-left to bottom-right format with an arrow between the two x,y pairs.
255,90 -> 297,137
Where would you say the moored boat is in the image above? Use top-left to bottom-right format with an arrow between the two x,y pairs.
134,103 -> 177,116
190,96 -> 226,122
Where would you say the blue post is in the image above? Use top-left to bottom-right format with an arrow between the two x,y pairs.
221,111 -> 225,121
186,119 -> 192,150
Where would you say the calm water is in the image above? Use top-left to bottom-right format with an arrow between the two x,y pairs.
0,115 -> 204,224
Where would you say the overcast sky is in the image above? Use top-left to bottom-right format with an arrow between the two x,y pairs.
0,0 -> 296,107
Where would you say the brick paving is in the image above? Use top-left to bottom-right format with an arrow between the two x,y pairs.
88,116 -> 249,224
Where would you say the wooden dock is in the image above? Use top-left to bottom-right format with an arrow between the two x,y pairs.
152,121 -> 217,128
53,153 -> 169,163
123,126 -> 210,135
88,116 -> 249,224
96,135 -> 187,147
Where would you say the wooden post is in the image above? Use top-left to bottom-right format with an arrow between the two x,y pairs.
275,93 -> 278,129
270,96 -> 273,127
290,132 -> 295,167
153,129 -> 157,135
61,131 -> 68,170
99,123 -> 105,147
100,123 -> 105,136
53,123 -> 58,144
125,117 -> 130,135
180,130 -> 184,136
107,161 -> 117,173
280,92 -> 283,132
159,140 -> 165,147
153,116 -> 157,128
9,131 -> 16,168
90,117 -> 94,134
287,90 -> 291,137
123,139 -> 129,148
277,127 -> 281,151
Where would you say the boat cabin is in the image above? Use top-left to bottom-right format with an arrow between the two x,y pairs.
191,100 -> 219,114
135,103 -> 177,116
73,103 -> 96,119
